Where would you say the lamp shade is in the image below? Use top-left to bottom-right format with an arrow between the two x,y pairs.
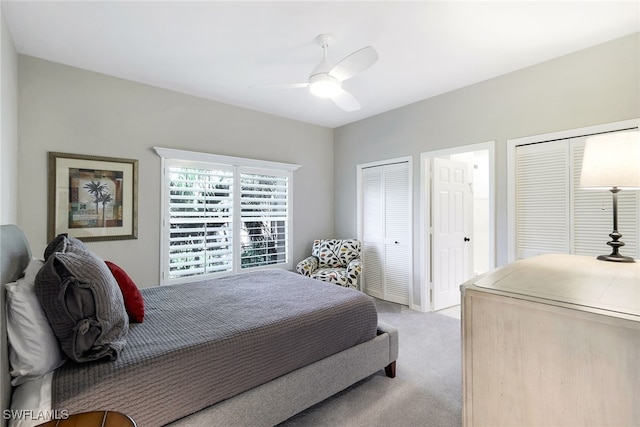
580,130 -> 640,189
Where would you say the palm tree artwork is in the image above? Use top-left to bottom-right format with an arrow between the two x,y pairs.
83,179 -> 114,228
100,192 -> 113,227
83,180 -> 108,217
66,164 -> 126,231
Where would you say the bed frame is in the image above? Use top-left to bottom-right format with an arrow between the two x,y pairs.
0,224 -> 398,426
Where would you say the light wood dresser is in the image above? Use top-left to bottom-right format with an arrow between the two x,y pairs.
461,254 -> 640,427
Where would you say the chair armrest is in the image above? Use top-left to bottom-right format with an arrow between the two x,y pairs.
296,256 -> 318,276
346,258 -> 362,278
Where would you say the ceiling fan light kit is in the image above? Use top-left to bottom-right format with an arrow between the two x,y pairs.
309,74 -> 341,98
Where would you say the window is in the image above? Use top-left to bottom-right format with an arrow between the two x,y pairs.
240,171 -> 289,269
155,148 -> 299,285
167,162 -> 234,280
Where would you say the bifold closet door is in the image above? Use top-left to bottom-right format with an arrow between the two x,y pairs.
361,162 -> 410,305
515,140 -> 571,259
514,133 -> 639,260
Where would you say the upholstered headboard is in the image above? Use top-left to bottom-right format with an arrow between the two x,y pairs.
0,225 -> 32,427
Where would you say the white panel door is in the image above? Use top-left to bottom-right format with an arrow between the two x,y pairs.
361,162 -> 411,305
432,158 -> 472,311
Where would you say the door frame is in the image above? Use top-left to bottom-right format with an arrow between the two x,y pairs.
420,141 -> 495,312
357,156 -> 414,308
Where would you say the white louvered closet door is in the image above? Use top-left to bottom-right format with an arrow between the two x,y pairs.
361,166 -> 384,297
361,162 -> 410,305
515,141 -> 571,259
383,163 -> 411,304
515,134 -> 639,260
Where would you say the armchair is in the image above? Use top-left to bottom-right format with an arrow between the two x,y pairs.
296,239 -> 362,289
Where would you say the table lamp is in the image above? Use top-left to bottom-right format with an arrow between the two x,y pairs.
579,130 -> 640,262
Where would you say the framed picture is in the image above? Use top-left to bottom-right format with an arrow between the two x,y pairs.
48,152 -> 138,242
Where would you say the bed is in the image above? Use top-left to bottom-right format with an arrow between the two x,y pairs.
0,225 -> 398,427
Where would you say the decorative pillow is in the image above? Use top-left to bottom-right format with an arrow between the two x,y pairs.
5,259 -> 66,385
43,232 -> 68,260
34,234 -> 128,363
105,261 -> 144,323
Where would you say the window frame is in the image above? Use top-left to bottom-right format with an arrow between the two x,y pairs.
155,147 -> 300,285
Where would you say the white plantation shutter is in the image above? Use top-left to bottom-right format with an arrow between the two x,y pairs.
240,170 -> 289,269
166,162 -> 234,281
157,149 -> 298,285
515,133 -> 639,260
515,141 -> 570,258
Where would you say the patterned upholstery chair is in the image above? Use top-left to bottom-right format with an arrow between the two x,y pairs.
296,239 -> 362,289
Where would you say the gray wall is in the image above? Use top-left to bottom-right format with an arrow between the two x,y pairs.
7,33 -> 639,295
334,33 -> 640,307
0,9 -> 18,224
17,56 -> 334,287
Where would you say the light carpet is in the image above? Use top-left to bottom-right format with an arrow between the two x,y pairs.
279,300 -> 462,427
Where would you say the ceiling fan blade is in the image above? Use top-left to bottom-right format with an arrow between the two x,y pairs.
254,83 -> 309,89
331,88 -> 361,112
329,46 -> 378,81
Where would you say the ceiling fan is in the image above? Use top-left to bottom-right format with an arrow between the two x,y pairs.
264,34 -> 378,112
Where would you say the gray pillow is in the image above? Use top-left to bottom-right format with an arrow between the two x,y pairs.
35,234 -> 128,362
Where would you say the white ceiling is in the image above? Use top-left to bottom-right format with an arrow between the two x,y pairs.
3,1 -> 639,128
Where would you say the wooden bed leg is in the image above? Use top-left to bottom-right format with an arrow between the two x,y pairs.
384,361 -> 396,378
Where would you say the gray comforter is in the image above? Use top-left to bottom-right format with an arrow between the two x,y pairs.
51,269 -> 378,426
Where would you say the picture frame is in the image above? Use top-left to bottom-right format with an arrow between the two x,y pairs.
48,152 -> 138,242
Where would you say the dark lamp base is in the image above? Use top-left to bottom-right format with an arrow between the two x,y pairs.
596,188 -> 636,263
596,253 -> 636,263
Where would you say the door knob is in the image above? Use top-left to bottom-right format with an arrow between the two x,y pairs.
464,237 -> 470,242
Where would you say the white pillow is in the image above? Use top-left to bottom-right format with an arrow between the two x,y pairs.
5,259 -> 66,385
8,372 -> 54,427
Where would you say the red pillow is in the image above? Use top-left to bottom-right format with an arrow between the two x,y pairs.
105,261 -> 145,323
